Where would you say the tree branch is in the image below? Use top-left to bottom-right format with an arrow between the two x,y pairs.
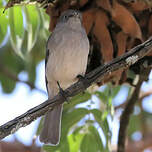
117,68 -> 151,152
0,37 -> 152,140
117,77 -> 143,152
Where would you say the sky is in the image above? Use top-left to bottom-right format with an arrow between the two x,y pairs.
0,60 -> 152,147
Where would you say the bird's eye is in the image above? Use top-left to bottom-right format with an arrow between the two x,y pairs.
64,15 -> 68,19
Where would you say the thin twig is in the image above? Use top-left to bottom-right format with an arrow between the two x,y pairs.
0,37 -> 152,140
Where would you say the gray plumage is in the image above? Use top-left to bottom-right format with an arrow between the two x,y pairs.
40,9 -> 89,145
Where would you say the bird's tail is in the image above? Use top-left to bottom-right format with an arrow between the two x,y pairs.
40,104 -> 63,145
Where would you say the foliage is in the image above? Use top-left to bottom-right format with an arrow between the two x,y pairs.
0,1 -> 49,93
42,86 -> 118,152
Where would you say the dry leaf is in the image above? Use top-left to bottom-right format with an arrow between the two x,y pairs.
96,0 -> 112,11
111,1 -> 142,40
79,0 -> 88,7
116,31 -> 127,57
129,1 -> 149,12
93,10 -> 113,63
103,31 -> 128,85
147,15 -> 152,56
148,15 -> 152,36
82,9 -> 95,34
46,6 -> 59,31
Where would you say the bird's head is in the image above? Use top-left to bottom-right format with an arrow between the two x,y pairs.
58,9 -> 82,25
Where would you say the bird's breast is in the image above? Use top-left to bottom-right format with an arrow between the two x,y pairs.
46,27 -> 89,90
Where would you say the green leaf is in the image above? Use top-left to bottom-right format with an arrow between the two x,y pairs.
0,8 -> 8,45
80,133 -> 94,152
68,133 -> 84,152
39,8 -> 50,39
88,125 -> 104,151
80,125 -> 104,152
0,73 -> 16,93
0,5 -> 48,94
43,108 -> 88,151
73,126 -> 84,135
2,45 -> 24,73
61,108 -> 88,144
26,59 -> 36,85
90,109 -> 110,148
43,136 -> 69,152
23,5 -> 40,52
63,108 -> 89,130
0,0 -> 3,7
91,109 -> 109,133
111,86 -> 121,98
95,91 -> 108,103
103,86 -> 110,97
9,6 -> 24,56
64,92 -> 91,111
0,43 -> 24,93
43,145 -> 58,152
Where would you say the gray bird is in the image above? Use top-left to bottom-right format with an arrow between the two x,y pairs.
40,9 -> 89,145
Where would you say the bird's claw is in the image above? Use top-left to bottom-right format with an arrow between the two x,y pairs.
77,74 -> 88,93
57,81 -> 69,103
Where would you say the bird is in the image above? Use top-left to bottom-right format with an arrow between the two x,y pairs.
39,9 -> 90,145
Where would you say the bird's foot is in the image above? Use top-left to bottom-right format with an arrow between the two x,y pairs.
77,74 -> 88,93
57,81 -> 69,103
77,74 -> 85,81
